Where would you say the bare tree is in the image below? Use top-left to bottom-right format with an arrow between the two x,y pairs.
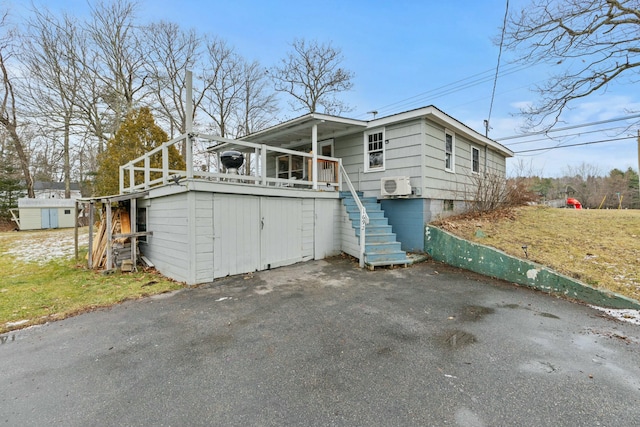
504,0 -> 640,128
0,11 -> 34,197
23,8 -> 83,198
561,162 -> 602,207
201,37 -> 244,138
234,59 -> 278,137
270,39 -> 354,115
144,21 -> 206,138
82,0 -> 147,142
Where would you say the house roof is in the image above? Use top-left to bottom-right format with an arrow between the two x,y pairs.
34,181 -> 81,191
242,106 -> 513,157
242,112 -> 367,149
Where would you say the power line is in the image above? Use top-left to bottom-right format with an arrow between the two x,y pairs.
353,62 -> 534,119
505,125 -> 633,146
513,136 -> 635,154
497,113 -> 640,141
486,0 -> 509,137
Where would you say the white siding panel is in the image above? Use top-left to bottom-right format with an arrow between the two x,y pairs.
314,199 -> 341,259
144,193 -> 190,283
213,194 -> 261,277
261,197 -> 302,269
302,199 -> 314,260
195,192 -> 214,283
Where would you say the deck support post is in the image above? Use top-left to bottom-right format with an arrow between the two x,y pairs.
311,123 -> 318,190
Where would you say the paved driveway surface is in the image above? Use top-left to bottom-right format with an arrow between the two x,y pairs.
2,258 -> 639,426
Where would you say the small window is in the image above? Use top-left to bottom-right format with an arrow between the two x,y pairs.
444,200 -> 454,211
137,207 -> 148,242
365,129 -> 385,171
445,131 -> 454,172
472,147 -> 480,173
64,209 -> 71,215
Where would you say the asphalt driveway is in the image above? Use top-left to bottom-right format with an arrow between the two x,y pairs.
2,257 -> 639,426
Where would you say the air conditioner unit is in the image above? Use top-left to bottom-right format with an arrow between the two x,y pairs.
380,176 -> 411,197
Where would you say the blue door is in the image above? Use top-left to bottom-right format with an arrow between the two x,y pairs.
41,209 -> 59,229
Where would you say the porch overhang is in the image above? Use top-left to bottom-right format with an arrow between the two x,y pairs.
242,113 -> 367,148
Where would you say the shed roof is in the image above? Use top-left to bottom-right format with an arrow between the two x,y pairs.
18,198 -> 76,208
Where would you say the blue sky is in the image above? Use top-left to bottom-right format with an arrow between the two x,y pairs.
15,0 -> 640,177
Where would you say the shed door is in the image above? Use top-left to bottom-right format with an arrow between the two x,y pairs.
213,194 -> 261,278
41,209 -> 59,229
260,198 -> 302,269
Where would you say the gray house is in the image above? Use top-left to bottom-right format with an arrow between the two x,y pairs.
103,104 -> 512,285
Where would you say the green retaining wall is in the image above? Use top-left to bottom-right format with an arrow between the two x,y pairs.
424,225 -> 640,310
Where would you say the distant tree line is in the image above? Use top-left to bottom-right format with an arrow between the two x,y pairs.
0,0 -> 353,208
514,163 -> 639,209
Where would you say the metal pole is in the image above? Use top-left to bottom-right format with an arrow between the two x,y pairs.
186,70 -> 194,180
637,129 -> 640,208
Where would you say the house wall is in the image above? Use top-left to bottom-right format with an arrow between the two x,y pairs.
142,192 -> 190,283
337,117 -> 506,203
336,121 -> 424,196
141,188 -> 342,285
379,198 -> 426,252
335,118 -> 508,253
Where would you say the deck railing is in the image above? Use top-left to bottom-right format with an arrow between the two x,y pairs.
339,163 -> 369,268
119,134 -> 341,194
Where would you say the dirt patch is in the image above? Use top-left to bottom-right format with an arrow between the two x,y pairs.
0,218 -> 17,232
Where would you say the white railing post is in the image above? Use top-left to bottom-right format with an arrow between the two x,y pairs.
119,166 -> 125,194
339,163 -> 369,268
260,144 -> 267,186
129,165 -> 135,193
162,144 -> 169,185
144,156 -> 150,189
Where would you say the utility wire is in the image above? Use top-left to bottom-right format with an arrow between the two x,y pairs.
497,112 -> 640,141
504,125 -> 631,146
487,0 -> 509,136
514,136 -> 635,154
353,63 -> 533,119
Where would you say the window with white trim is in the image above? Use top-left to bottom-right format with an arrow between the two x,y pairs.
445,131 -> 454,171
472,147 -> 480,173
365,129 -> 385,171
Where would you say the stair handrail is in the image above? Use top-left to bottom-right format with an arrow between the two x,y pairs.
339,162 -> 369,268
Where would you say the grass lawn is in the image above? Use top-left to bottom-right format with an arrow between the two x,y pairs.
0,228 -> 184,334
436,206 -> 640,302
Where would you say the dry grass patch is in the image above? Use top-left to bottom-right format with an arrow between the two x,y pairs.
436,206 -> 640,301
0,228 -> 185,334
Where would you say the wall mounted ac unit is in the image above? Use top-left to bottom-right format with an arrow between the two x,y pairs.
380,176 -> 411,197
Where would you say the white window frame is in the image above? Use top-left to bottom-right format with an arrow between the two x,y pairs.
445,130 -> 455,172
364,128 -> 385,172
471,146 -> 480,174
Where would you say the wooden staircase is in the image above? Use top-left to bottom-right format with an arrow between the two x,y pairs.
340,191 -> 410,269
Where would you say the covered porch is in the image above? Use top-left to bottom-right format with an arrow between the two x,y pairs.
118,113 -> 367,195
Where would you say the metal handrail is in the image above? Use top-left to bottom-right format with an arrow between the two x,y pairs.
339,162 -> 369,268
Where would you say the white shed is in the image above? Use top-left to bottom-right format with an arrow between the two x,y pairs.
11,198 -> 77,230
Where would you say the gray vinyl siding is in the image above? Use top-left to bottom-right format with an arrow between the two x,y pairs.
302,198 -> 314,260
313,198 -> 342,260
339,203 -> 360,259
195,192 -> 215,283
144,192 -> 190,283
141,189 -> 342,285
